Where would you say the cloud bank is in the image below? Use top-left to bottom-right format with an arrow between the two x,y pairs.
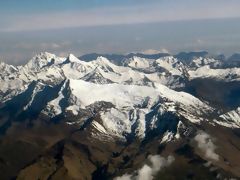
1,0 -> 240,32
141,49 -> 170,55
114,155 -> 175,180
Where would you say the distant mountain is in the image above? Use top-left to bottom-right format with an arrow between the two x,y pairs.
214,54 -> 226,61
228,53 -> 240,62
79,52 -> 170,65
223,53 -> 240,68
0,52 -> 240,179
174,51 -> 209,64
79,51 -> 234,67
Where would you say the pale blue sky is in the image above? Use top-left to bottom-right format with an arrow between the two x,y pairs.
0,0 -> 240,64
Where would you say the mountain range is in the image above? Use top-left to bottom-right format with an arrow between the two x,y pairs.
0,52 -> 240,180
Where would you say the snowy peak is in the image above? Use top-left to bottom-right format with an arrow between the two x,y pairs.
90,56 -> 116,72
0,61 -> 17,72
0,62 -> 18,77
40,77 -> 210,117
38,78 -> 212,140
188,65 -> 240,81
24,52 -> 65,70
67,79 -> 210,117
95,56 -> 110,64
190,57 -> 221,69
155,56 -> 187,76
66,54 -> 81,63
215,107 -> 240,128
81,67 -> 114,84
128,56 -> 151,69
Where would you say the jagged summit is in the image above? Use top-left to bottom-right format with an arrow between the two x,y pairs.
128,56 -> 151,69
0,61 -> 18,74
24,52 -> 65,70
67,53 -> 81,63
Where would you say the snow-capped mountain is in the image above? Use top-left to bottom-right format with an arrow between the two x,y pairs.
0,52 -> 240,179
1,52 -> 239,129
188,65 -> 240,82
215,107 -> 240,128
189,57 -> 222,69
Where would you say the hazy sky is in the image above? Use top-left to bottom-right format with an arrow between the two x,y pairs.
0,0 -> 240,64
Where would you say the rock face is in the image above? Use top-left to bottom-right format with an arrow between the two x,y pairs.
0,52 -> 240,179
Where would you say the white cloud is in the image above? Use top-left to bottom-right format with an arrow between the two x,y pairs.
114,155 -> 175,180
136,165 -> 153,180
115,174 -> 132,180
194,131 -> 219,161
142,48 -> 169,54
